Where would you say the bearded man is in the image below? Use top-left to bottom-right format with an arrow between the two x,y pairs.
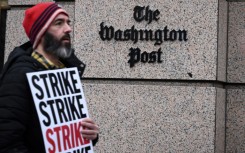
0,2 -> 99,153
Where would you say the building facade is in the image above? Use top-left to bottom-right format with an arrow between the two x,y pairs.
2,0 -> 245,152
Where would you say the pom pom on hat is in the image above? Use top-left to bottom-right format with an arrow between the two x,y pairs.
23,2 -> 68,49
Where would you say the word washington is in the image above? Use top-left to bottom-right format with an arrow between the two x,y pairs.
99,22 -> 188,45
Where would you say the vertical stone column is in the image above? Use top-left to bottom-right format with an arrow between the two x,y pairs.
226,2 -> 245,152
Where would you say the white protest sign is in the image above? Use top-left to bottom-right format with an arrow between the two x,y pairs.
26,67 -> 94,153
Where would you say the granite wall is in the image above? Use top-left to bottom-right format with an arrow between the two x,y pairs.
3,0 -> 244,152
226,2 -> 245,153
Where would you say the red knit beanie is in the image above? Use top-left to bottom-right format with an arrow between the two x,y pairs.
23,2 -> 68,49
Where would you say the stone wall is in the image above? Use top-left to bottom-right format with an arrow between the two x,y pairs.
226,2 -> 245,153
4,0 -> 244,152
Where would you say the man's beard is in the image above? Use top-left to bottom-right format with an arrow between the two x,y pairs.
42,32 -> 72,59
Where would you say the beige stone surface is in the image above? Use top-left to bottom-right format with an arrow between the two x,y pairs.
74,0 -> 219,80
228,2 -> 245,83
4,8 -> 27,63
8,0 -> 53,5
83,82 -> 219,153
226,88 -> 245,153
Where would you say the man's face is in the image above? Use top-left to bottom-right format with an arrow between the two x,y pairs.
42,13 -> 72,59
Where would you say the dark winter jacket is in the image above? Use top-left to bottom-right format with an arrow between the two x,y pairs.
0,42 -> 96,153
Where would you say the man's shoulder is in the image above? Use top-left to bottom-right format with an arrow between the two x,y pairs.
4,50 -> 37,73
0,42 -> 45,80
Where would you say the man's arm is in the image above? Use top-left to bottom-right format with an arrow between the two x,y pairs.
0,65 -> 34,153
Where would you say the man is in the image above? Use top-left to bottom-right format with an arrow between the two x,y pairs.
0,2 -> 99,153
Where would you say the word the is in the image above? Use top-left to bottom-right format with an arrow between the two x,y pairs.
133,5 -> 160,24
